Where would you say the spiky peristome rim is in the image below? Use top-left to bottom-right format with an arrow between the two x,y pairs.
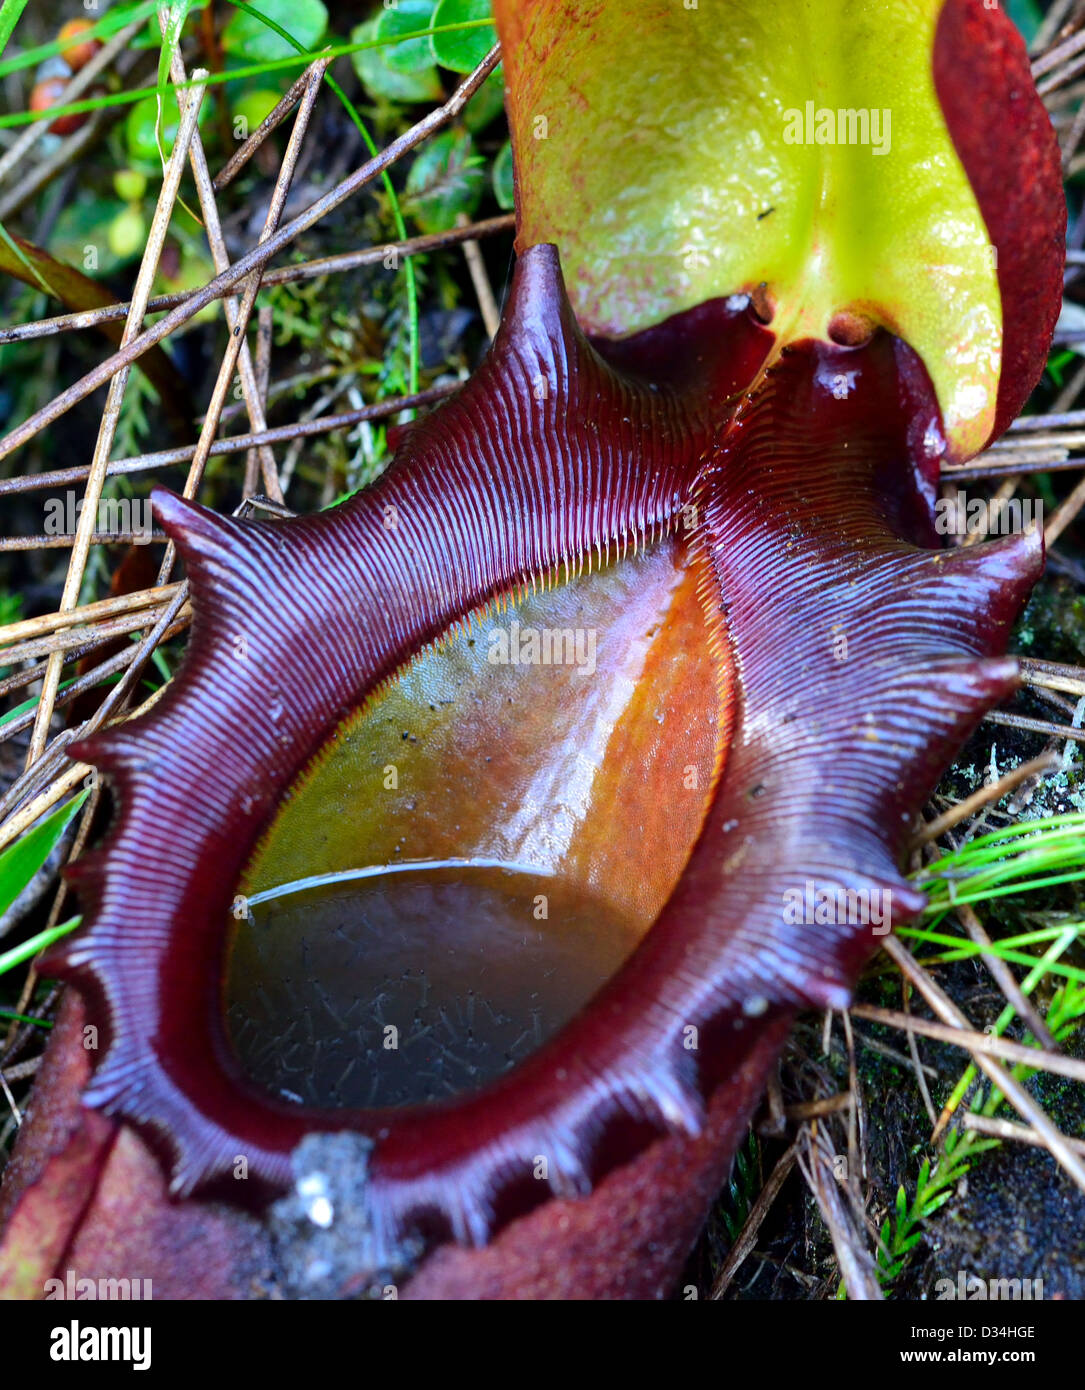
43,246 -> 1043,1266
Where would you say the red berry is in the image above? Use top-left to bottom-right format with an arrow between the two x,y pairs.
29,77 -> 85,136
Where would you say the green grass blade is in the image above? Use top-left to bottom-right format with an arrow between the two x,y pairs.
0,23 -> 495,129
0,679 -> 78,731
0,916 -> 83,978
0,1007 -> 52,1028
0,0 -> 28,61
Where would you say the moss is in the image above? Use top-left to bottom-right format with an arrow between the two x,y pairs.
1015,575 -> 1085,668
929,1147 -> 1085,1298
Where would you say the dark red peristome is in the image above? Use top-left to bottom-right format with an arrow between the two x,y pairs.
935,0 -> 1066,446
0,244 -> 1038,1300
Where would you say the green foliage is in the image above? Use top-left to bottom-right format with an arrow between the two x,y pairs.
0,592 -> 21,682
0,789 -> 89,992
0,1008 -> 51,1028
1046,347 -> 1077,388
377,0 -> 438,74
113,169 -> 148,203
0,917 -> 83,979
108,206 -> 147,261
0,4 -> 500,131
1045,973 -> 1085,1039
239,1 -> 424,396
114,370 -> 157,462
0,681 -> 76,732
231,87 -> 282,137
223,0 -> 328,62
351,16 -> 442,103
405,128 -> 485,233
0,0 -> 161,78
430,0 -> 496,73
719,1130 -> 761,1243
47,196 -> 128,276
0,0 -> 28,60
873,967 -> 1085,1295
0,591 -> 21,627
914,812 -> 1085,921
464,70 -> 507,132
130,2 -> 210,49
1007,0 -> 1043,44
867,814 -> 1085,1293
877,1130 -> 997,1285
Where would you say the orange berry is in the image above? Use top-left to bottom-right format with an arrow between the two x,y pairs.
57,19 -> 101,72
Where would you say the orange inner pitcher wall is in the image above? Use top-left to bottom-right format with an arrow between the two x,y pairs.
240,537 -> 734,938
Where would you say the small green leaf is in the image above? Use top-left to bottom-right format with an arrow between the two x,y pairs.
125,90 -> 210,163
113,168 -> 148,202
376,0 -> 438,74
920,1188 -> 957,1219
49,197 -> 129,276
351,18 -> 441,103
222,0 -> 328,62
430,0 -> 495,74
492,138 -> 514,210
232,87 -> 283,138
405,129 -> 484,234
108,206 -> 148,262
0,788 -> 88,921
0,218 -> 56,297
